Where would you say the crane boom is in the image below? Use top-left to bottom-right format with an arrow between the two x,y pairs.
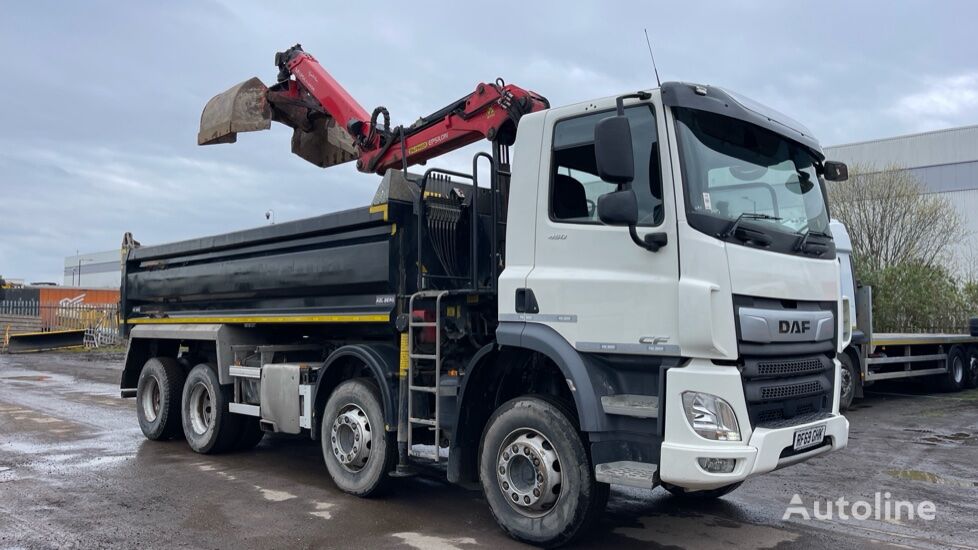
198,45 -> 549,175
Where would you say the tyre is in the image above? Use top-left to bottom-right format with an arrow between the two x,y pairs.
939,346 -> 966,392
234,416 -> 266,451
965,346 -> 978,389
181,364 -> 241,454
136,357 -> 186,440
662,481 -> 742,500
479,396 -> 608,547
321,379 -> 396,496
839,352 -> 859,411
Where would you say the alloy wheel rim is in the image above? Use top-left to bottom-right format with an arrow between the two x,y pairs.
188,382 -> 214,435
330,403 -> 372,472
496,428 -> 563,518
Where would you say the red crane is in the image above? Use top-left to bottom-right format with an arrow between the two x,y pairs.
198,45 -> 550,175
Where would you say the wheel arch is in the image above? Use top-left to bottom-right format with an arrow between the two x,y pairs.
312,344 -> 399,440
447,323 -> 602,484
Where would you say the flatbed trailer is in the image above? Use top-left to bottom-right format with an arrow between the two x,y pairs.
832,221 -> 978,408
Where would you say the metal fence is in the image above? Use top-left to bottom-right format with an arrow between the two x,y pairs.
0,301 -> 121,350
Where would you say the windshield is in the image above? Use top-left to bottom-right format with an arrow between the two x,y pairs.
674,107 -> 830,242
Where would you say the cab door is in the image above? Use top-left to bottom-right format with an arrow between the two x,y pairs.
523,95 -> 680,355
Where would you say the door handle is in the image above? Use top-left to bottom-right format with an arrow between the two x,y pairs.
515,288 -> 540,314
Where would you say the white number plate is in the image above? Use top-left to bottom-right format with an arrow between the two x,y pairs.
793,424 -> 826,451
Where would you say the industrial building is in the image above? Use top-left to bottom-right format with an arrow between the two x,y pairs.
63,249 -> 122,289
824,124 -> 978,276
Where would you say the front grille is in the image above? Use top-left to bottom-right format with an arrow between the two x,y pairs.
757,357 -> 824,377
760,380 -> 823,400
734,295 -> 837,428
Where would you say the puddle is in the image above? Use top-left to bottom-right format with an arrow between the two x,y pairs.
1,375 -> 51,382
885,469 -> 978,488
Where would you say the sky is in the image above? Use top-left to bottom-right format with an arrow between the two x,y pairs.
1,1 -> 977,283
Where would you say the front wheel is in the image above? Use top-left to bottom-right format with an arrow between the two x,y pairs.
479,396 -> 608,547
320,379 -> 396,497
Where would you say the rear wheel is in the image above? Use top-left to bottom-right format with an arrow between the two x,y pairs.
663,481 -> 742,500
136,357 -> 185,440
479,396 -> 608,547
939,346 -> 966,392
965,346 -> 978,389
839,352 -> 858,411
181,364 -> 241,454
320,379 -> 396,496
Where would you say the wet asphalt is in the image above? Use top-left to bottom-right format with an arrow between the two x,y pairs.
0,352 -> 976,550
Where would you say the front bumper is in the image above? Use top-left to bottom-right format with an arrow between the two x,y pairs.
657,359 -> 849,491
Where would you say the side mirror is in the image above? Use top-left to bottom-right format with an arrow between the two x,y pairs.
823,160 -> 849,182
594,116 -> 634,184
597,188 -> 639,226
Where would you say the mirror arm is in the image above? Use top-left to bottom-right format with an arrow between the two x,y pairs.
615,91 -> 652,115
629,226 -> 667,252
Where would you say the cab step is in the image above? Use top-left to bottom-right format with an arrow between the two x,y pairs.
601,394 -> 659,418
595,461 -> 659,488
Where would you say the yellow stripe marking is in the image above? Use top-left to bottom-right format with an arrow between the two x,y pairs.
8,329 -> 85,338
369,204 -> 389,221
126,314 -> 389,325
399,333 -> 409,377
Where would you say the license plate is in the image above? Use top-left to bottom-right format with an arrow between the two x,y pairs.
793,424 -> 826,451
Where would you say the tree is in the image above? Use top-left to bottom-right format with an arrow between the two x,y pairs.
828,163 -> 965,274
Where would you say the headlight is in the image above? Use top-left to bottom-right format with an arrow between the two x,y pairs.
682,391 -> 741,441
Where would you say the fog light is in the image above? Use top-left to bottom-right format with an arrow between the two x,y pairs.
698,457 -> 737,473
682,391 -> 741,441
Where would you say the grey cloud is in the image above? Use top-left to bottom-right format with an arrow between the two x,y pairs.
1,0 -> 976,281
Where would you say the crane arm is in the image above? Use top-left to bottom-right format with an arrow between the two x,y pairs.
198,44 -> 549,175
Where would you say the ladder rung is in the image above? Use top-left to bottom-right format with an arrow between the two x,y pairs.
408,448 -> 439,460
410,354 -> 438,360
409,418 -> 437,426
410,322 -> 437,327
409,385 -> 437,393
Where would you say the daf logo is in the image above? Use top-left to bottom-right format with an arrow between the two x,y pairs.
779,320 -> 811,334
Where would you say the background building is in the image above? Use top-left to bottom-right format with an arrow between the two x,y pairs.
824,124 -> 978,276
64,249 -> 122,289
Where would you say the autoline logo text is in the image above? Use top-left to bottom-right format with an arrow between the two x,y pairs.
783,493 -> 936,521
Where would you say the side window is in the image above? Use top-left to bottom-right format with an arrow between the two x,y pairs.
550,106 -> 663,225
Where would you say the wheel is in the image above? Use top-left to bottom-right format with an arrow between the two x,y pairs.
662,481 -> 742,500
181,364 -> 241,454
965,346 -> 978,389
321,379 -> 396,496
136,357 -> 185,440
234,416 -> 265,451
479,396 -> 608,547
939,346 -> 966,392
839,352 -> 858,411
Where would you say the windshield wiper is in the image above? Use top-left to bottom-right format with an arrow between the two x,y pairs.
794,228 -> 833,254
719,212 -> 782,240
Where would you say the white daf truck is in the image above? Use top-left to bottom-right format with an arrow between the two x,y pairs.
120,48 -> 852,546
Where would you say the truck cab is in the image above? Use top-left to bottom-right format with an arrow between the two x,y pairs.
500,82 -> 849,491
